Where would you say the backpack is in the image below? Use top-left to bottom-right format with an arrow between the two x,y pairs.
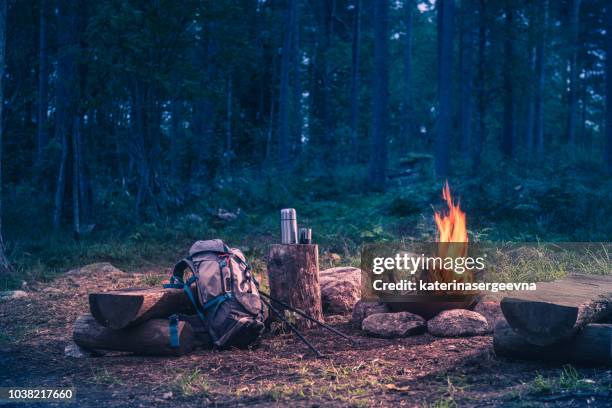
165,239 -> 265,349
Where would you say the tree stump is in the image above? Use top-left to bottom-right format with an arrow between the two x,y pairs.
89,287 -> 195,330
267,244 -> 323,329
73,314 -> 194,356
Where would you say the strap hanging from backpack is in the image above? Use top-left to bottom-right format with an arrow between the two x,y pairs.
168,314 -> 180,348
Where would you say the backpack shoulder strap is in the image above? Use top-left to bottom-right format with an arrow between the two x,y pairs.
163,258 -> 206,322
164,258 -> 197,288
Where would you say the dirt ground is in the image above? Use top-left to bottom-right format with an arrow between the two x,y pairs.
1,263 -> 611,408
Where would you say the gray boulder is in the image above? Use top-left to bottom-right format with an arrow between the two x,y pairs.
0,290 -> 28,300
427,309 -> 489,337
362,312 -> 426,338
351,300 -> 390,328
473,301 -> 504,333
64,342 -> 95,358
319,266 -> 361,313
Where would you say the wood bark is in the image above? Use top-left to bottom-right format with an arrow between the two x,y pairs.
170,96 -> 183,179
71,116 -> 80,235
435,0 -> 454,178
36,0 -> 48,170
267,244 -> 323,329
606,2 -> 612,173
473,0 -> 486,171
0,0 -> 9,274
534,0 -> 548,157
73,314 -> 194,356
368,0 -> 389,189
291,0 -> 302,158
278,0 -> 293,169
89,287 -> 195,330
494,321 -> 612,366
501,274 -> 612,346
226,75 -> 233,155
401,0 -> 414,150
52,0 -> 79,229
349,0 -> 361,158
459,0 -> 474,155
566,0 -> 581,145
502,2 -> 514,158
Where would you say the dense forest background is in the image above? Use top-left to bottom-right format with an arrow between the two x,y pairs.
0,0 -> 611,288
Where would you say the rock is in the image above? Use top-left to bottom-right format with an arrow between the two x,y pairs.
362,312 -> 426,338
324,314 -> 350,325
427,309 -> 489,337
216,208 -> 240,221
162,392 -> 173,400
65,262 -> 128,278
0,290 -> 28,300
185,213 -> 203,223
42,287 -> 62,294
351,300 -> 390,328
319,267 -> 361,314
473,301 -> 504,332
64,342 -> 94,358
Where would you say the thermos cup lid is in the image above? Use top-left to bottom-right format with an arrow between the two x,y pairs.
280,208 -> 296,220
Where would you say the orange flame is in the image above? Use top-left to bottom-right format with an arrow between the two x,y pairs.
433,182 -> 469,284
434,181 -> 468,247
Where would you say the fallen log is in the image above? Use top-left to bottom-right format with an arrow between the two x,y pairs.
73,314 -> 194,356
493,321 -> 612,366
500,274 -> 612,346
89,287 -> 195,329
267,244 -> 323,329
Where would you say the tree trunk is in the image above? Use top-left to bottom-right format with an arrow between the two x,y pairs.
459,0 -> 474,156
525,46 -> 535,153
368,0 -> 389,189
52,0 -> 79,230
605,1 -> 612,173
0,0 -> 10,274
534,0 -> 548,157
473,0 -> 486,171
278,0 -> 293,169
494,321 -> 612,366
73,314 -> 194,356
349,0 -> 361,158
500,274 -> 612,346
502,2 -> 514,158
71,116 -> 80,235
401,0 -> 414,150
291,0 -> 302,158
89,287 -> 195,330
171,97 -> 183,179
226,75 -> 233,155
35,0 -> 48,171
130,79 -> 151,216
267,244 -> 323,329
566,0 -> 581,145
435,0 -> 454,178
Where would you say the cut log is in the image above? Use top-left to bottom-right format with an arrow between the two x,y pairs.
501,274 -> 612,346
73,314 -> 194,356
89,287 -> 195,329
267,244 -> 323,329
177,314 -> 212,349
494,321 -> 612,366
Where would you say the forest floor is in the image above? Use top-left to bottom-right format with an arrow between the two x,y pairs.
1,264 -> 611,408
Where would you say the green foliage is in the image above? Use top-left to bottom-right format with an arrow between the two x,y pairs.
2,151 -> 611,289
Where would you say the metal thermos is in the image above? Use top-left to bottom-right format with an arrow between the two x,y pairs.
299,228 -> 312,244
280,208 -> 298,244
